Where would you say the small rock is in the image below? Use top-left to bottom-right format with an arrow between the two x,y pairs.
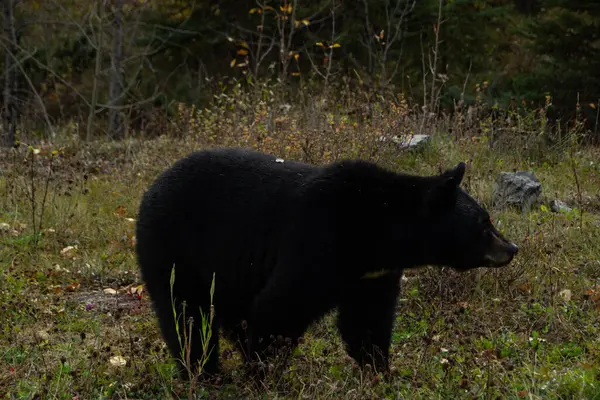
550,200 -> 572,213
493,171 -> 542,212
391,134 -> 431,150
378,134 -> 431,151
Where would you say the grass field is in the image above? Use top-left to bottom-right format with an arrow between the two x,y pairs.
1,96 -> 600,399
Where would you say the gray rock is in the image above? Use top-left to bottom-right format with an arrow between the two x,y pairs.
279,104 -> 292,114
377,134 -> 431,152
379,134 -> 431,151
550,199 -> 572,213
393,134 -> 431,150
493,171 -> 542,212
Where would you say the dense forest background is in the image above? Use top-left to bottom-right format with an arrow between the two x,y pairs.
1,0 -> 599,145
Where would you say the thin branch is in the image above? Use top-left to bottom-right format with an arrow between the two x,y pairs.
0,46 -> 55,137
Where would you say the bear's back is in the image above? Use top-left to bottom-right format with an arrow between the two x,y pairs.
140,148 -> 315,215
135,148 -> 318,293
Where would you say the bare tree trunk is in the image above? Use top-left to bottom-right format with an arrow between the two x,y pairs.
429,0 -> 443,114
108,0 -> 124,139
86,0 -> 103,141
2,0 -> 18,147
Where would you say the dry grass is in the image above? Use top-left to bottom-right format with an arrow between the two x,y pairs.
1,86 -> 600,399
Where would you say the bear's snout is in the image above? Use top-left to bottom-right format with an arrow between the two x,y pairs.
484,231 -> 519,267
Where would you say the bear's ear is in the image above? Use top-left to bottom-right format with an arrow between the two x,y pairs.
425,162 -> 466,212
440,162 -> 466,188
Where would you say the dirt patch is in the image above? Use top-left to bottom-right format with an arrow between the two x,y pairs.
67,285 -> 149,315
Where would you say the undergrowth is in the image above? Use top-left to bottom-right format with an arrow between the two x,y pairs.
1,84 -> 600,399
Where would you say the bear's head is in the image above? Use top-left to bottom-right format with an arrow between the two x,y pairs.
422,162 -> 519,271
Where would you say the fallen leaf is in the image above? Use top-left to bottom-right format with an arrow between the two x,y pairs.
517,282 -> 532,294
103,288 -> 118,295
35,330 -> 50,341
109,355 -> 127,367
66,282 -> 80,292
559,289 -> 572,301
60,245 -> 77,258
114,205 -> 127,217
128,285 -> 144,296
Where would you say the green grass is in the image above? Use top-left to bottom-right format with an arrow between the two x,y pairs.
1,100 -> 600,399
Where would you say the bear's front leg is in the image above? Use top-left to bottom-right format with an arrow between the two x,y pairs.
245,264 -> 339,377
336,271 -> 402,375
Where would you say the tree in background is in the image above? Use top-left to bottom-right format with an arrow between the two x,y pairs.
512,0 -> 600,128
0,0 -> 599,144
2,0 -> 20,147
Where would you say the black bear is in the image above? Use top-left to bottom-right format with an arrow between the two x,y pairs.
135,148 -> 518,379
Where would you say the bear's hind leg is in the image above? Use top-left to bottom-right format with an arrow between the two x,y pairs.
336,271 -> 401,374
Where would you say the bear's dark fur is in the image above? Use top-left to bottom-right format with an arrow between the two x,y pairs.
135,148 -> 518,378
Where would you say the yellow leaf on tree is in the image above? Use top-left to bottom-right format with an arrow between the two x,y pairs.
301,19 -> 310,26
249,8 -> 258,14
292,72 -> 301,76
280,3 -> 292,14
294,53 -> 300,61
230,59 -> 237,67
316,42 -> 324,47
590,103 -> 597,109
331,43 -> 341,48
237,49 -> 249,55
239,41 -> 249,49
